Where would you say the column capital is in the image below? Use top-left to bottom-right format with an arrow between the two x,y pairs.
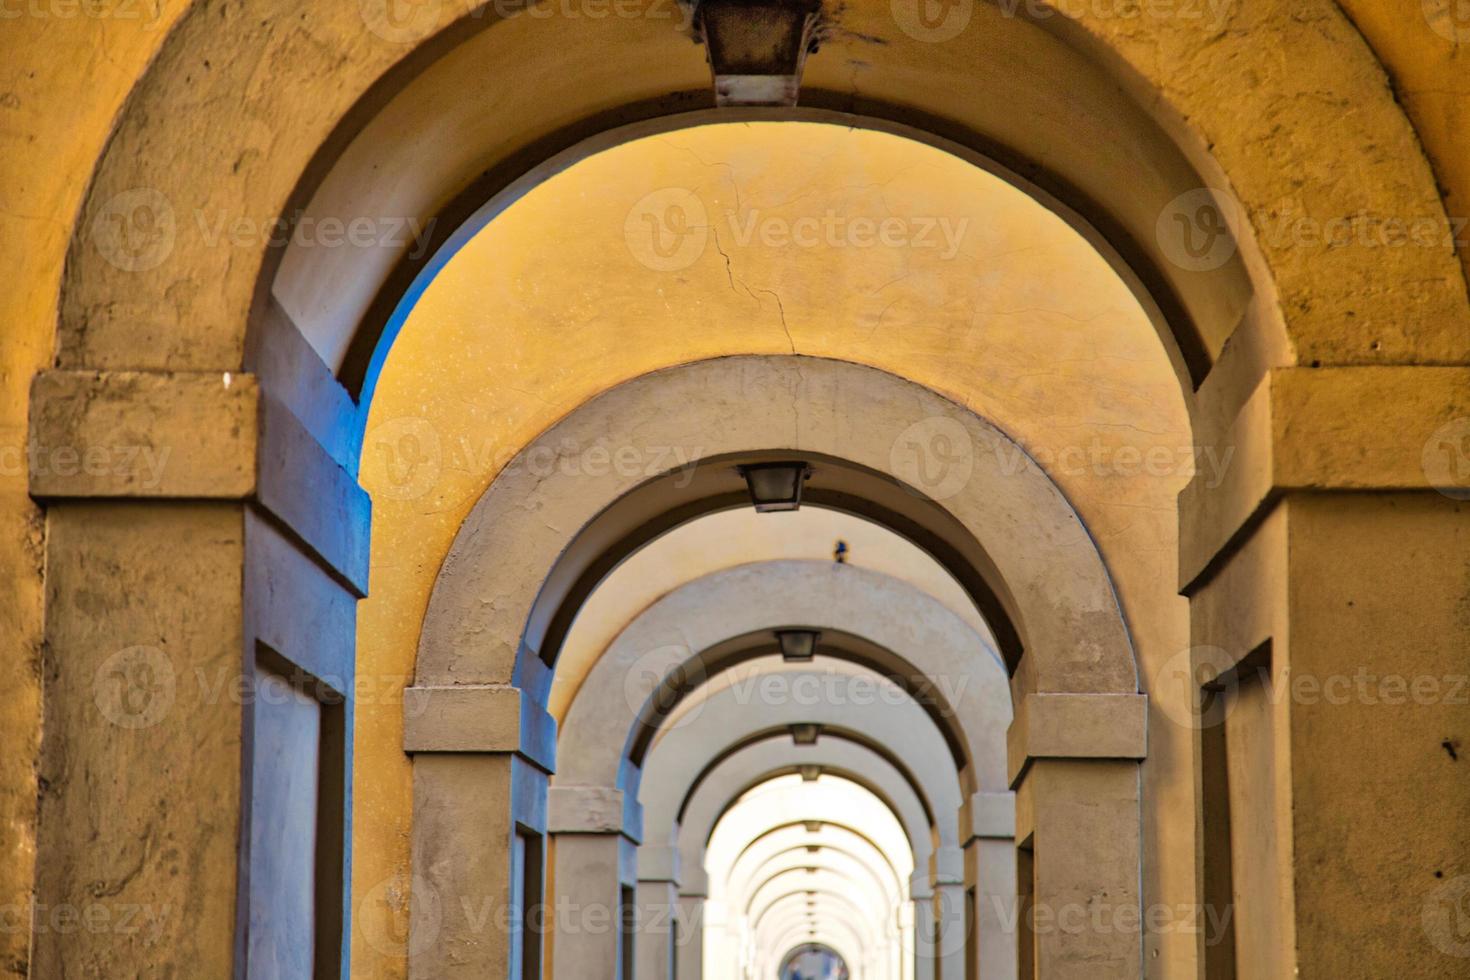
403,684 -> 557,772
960,790 -> 1017,843
1008,693 -> 1147,787
1181,365 -> 1470,592
28,368 -> 370,593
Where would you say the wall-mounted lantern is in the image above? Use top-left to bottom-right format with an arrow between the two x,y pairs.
791,723 -> 821,745
690,0 -> 824,107
738,461 -> 811,512
776,628 -> 821,662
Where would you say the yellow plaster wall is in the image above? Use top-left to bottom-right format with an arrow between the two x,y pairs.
0,6 -> 188,976
354,121 -> 1196,976
0,6 -> 1466,979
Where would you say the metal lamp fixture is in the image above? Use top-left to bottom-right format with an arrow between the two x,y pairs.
776,627 -> 821,662
791,723 -> 821,745
738,461 -> 811,512
690,0 -> 824,107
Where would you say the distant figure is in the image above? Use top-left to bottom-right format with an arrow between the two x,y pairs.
833,539 -> 848,564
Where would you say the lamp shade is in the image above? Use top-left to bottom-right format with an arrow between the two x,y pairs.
739,462 -> 812,512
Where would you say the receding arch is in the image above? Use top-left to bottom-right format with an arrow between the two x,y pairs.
62,0 -> 1470,409
655,735 -> 936,888
418,355 -> 1135,702
555,560 -> 1010,808
706,776 -> 915,980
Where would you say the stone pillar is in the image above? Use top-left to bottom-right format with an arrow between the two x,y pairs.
1009,693 -> 1147,979
961,792 -> 1019,980
1180,366 -> 1470,977
636,878 -> 681,980
915,844 -> 966,980
403,684 -> 554,978
546,785 -> 637,978
637,842 -> 682,980
28,367 -> 367,977
676,891 -> 707,980
912,878 -> 937,980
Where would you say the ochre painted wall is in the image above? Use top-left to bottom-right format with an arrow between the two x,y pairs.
1,5 -> 1467,979
353,121 -> 1194,977
0,6 -> 190,976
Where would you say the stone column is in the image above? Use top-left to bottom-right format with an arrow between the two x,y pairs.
961,792 -> 1018,980
914,844 -> 966,980
546,785 -> 638,978
28,366 -> 368,977
1009,693 -> 1147,979
675,891 -> 707,980
403,684 -> 554,978
637,843 -> 683,980
1180,365 -> 1470,977
911,876 -> 937,980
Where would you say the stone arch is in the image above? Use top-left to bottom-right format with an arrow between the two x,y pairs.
417,355 -> 1134,700
58,0 -> 1469,394
649,738 -> 948,980
407,355 -> 1145,977
622,681 -> 988,980
647,684 -> 962,859
706,776 -> 915,980
555,559 -> 1011,803
649,735 -> 934,895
